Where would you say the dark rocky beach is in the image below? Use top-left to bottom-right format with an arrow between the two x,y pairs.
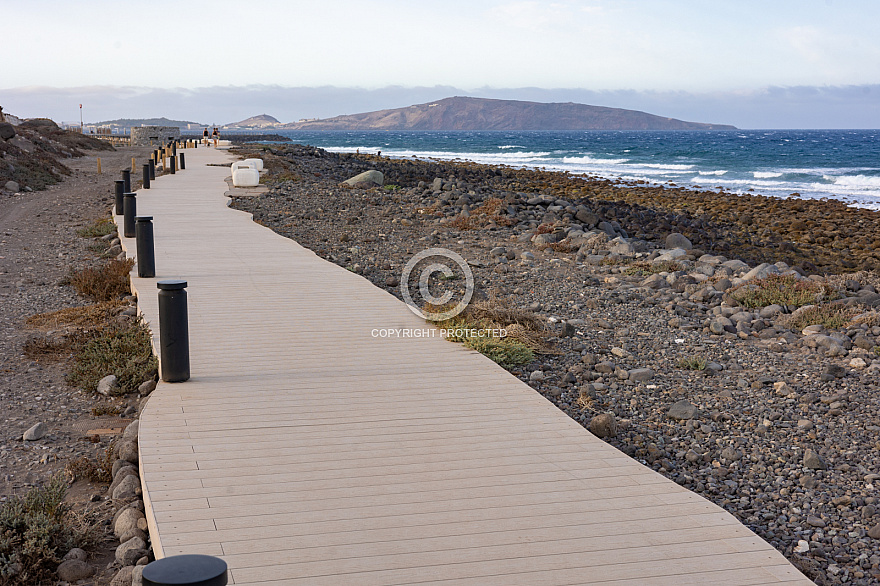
229,144 -> 880,585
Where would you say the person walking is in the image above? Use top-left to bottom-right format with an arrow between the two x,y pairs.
212,127 -> 220,148
202,127 -> 209,146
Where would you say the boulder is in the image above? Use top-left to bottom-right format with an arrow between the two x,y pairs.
4,180 -> 20,192
57,559 -> 94,581
343,170 -> 383,187
665,232 -> 692,250
589,413 -> 618,438
97,374 -> 119,396
668,400 -> 700,420
803,449 -> 827,470
114,505 -> 145,539
112,474 -> 141,500
0,122 -> 15,141
115,536 -> 147,565
138,379 -> 157,396
116,438 -> 139,463
123,420 -> 140,440
110,566 -> 134,586
22,422 -> 47,441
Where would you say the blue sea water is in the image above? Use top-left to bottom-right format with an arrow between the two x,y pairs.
270,130 -> 880,211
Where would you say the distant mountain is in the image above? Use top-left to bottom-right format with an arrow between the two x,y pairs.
92,117 -> 202,128
282,96 -> 736,131
225,114 -> 280,128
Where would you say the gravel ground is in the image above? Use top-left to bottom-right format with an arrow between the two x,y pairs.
230,145 -> 880,585
0,143 -> 154,584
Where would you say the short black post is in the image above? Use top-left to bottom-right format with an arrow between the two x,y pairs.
179,152 -> 186,170
149,158 -> 156,180
169,155 -> 177,174
142,554 -> 227,586
142,163 -> 151,189
135,216 -> 155,278
172,142 -> 177,156
123,193 -> 136,238
114,180 -> 125,215
122,169 -> 131,193
157,280 -> 190,383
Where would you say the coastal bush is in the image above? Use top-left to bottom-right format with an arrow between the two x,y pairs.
65,443 -> 114,484
623,261 -> 683,276
66,318 -> 157,395
449,197 -> 516,230
463,336 -> 534,368
64,258 -> 134,302
779,303 -> 863,331
677,356 -> 707,370
0,475 -> 92,585
728,274 -> 837,308
76,217 -> 115,239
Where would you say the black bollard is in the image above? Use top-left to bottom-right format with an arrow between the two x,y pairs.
157,280 -> 190,383
179,152 -> 185,170
123,193 -> 136,238
142,554 -> 227,586
172,142 -> 177,156
122,169 -> 131,193
149,158 -> 156,180
135,217 -> 155,278
169,155 -> 176,174
114,180 -> 125,215
142,163 -> 151,189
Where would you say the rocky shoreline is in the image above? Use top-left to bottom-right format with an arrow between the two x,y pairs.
230,144 -> 880,585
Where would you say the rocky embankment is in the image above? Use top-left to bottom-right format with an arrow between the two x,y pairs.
229,145 -> 880,585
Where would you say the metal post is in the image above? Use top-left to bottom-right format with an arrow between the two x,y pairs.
169,155 -> 176,174
149,159 -> 156,180
157,280 -> 190,383
172,142 -> 177,156
135,217 -> 155,278
114,180 -> 125,215
123,193 -> 136,238
142,555 -> 227,586
179,152 -> 186,170
122,169 -> 131,193
142,163 -> 151,189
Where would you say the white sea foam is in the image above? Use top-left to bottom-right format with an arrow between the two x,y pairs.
824,174 -> 880,189
498,145 -> 524,149
637,163 -> 695,170
561,156 -> 630,165
698,170 -> 728,176
753,171 -> 783,178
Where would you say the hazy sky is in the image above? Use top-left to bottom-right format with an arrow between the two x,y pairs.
2,0 -> 879,127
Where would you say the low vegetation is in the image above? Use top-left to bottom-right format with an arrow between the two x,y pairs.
728,274 -> 837,308
623,260 -> 683,276
64,258 -> 134,302
677,356 -> 708,370
778,303 -> 865,331
0,476 -> 95,585
449,197 -> 516,230
75,218 -> 116,239
64,443 -> 115,484
66,319 -> 157,396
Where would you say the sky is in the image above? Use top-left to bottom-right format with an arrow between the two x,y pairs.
2,0 -> 879,128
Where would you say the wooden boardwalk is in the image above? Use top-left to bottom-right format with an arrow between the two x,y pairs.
123,146 -> 812,585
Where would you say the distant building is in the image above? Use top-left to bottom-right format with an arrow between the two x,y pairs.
130,125 -> 180,146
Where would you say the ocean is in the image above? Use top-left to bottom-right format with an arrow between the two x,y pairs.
268,130 -> 880,211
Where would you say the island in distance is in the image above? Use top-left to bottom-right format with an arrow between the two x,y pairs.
280,96 -> 737,131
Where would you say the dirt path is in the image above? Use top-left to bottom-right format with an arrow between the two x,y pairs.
0,145 -> 153,582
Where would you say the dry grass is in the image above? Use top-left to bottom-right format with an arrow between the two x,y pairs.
76,217 -> 116,239
728,274 -> 838,309
846,310 -> 880,328
624,260 -> 683,276
778,303 -> 866,330
64,259 -> 134,302
677,356 -> 708,370
26,300 -> 126,331
824,270 -> 880,292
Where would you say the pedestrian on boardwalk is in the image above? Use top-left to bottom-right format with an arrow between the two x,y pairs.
212,127 -> 220,148
203,127 -> 209,146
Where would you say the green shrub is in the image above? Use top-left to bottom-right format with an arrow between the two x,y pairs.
67,319 -> 157,395
0,476 -> 84,585
781,303 -> 862,331
76,218 -> 116,239
464,336 -> 534,368
677,356 -> 707,370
